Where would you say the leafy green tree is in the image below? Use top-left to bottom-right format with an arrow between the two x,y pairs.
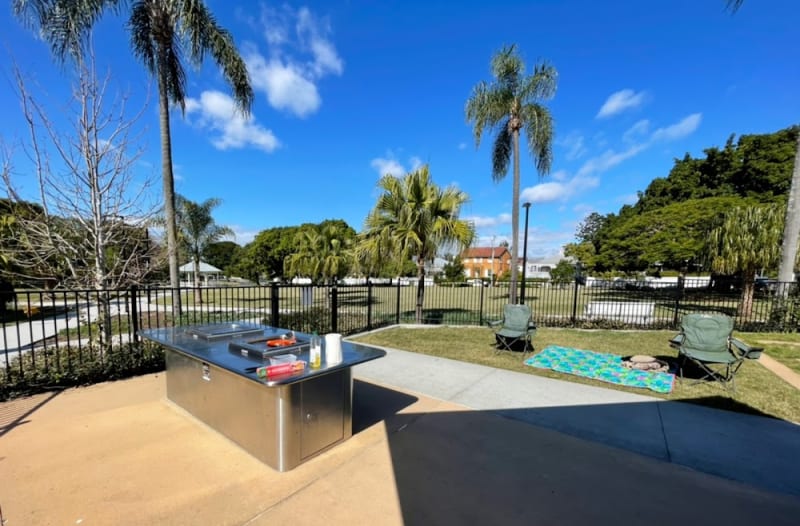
441,255 -> 466,282
202,241 -> 241,277
707,205 -> 784,316
563,242 -> 596,272
360,165 -> 475,322
588,127 -> 796,272
466,44 -> 557,304
175,195 -> 233,299
727,0 -> 799,291
549,259 -> 576,285
284,223 -> 354,284
15,0 -> 254,314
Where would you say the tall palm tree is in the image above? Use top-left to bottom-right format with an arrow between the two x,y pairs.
361,165 -> 475,323
707,205 -> 783,317
14,0 -> 254,315
175,195 -> 232,301
726,0 -> 800,293
466,44 -> 557,304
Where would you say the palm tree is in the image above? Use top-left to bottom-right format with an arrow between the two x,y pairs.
284,224 -> 354,285
361,165 -> 475,323
466,44 -> 557,304
707,205 -> 783,317
725,0 -> 800,293
175,194 -> 232,303
14,0 -> 254,315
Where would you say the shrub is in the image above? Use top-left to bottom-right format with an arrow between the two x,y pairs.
0,342 -> 165,401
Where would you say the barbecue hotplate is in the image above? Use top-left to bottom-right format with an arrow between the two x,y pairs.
184,322 -> 265,340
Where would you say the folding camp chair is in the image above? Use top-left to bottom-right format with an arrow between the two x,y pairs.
488,304 -> 537,355
669,313 -> 762,394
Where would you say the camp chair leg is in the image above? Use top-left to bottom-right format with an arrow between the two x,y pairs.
679,356 -> 737,394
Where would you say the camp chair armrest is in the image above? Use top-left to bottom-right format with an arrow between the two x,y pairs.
528,322 -> 537,331
487,319 -> 503,329
730,338 -> 763,359
669,334 -> 684,349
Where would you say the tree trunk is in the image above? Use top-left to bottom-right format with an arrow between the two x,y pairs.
738,270 -> 756,319
509,128 -> 521,304
193,255 -> 203,305
416,260 -> 426,323
777,134 -> 800,295
157,63 -> 182,319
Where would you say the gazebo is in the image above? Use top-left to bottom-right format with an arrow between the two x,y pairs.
179,261 -> 224,287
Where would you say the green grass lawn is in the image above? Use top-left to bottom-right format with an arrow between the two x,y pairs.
351,326 -> 800,423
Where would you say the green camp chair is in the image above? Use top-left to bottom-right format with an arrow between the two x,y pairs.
488,304 -> 537,355
669,313 -> 762,393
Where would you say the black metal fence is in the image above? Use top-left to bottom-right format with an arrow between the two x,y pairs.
2,278 -> 798,394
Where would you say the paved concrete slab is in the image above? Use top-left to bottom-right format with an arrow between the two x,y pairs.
3,345 -> 800,525
353,345 -> 800,496
3,373 -> 800,526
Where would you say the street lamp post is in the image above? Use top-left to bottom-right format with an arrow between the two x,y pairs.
490,235 -> 496,286
521,202 -> 531,304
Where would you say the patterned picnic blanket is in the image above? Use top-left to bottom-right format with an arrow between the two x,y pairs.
524,345 -> 675,394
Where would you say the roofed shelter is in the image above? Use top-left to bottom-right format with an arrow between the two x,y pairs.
179,261 -> 224,287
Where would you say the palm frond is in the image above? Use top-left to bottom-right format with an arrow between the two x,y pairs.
491,120 -> 512,181
13,0 -> 123,62
179,0 -> 253,115
518,61 -> 558,102
522,104 -> 554,175
726,0 -> 744,13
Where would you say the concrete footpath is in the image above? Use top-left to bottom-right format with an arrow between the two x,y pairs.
2,348 -> 799,525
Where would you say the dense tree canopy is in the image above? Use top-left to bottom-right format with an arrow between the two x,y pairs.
229,220 -> 357,283
577,126 -> 798,274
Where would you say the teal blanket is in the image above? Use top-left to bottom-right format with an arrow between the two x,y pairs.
524,345 -> 675,394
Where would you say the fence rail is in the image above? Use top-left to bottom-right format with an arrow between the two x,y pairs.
2,278 -> 798,394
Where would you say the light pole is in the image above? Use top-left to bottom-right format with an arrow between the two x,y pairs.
521,202 -> 531,304
490,235 -> 496,286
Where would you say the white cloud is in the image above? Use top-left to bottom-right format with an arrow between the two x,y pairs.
564,113 -> 701,180
576,144 -> 647,178
623,119 -> 650,143
370,151 -> 424,177
371,157 -> 405,177
523,182 -> 567,202
464,214 -> 512,228
297,7 -> 344,76
558,131 -> 588,161
551,169 -> 569,182
185,91 -> 280,152
458,142 -> 468,150
596,89 -> 647,118
651,113 -> 702,142
246,6 -> 343,118
521,174 -> 600,204
246,53 -> 321,117
229,225 -> 259,245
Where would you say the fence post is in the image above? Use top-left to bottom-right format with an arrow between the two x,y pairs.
395,279 -> 401,325
367,280 -> 373,330
571,279 -> 579,326
479,282 -> 485,326
331,285 -> 338,333
672,275 -> 685,327
130,285 -> 139,344
270,282 -> 280,327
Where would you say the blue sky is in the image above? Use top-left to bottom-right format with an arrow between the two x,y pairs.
1,0 -> 798,259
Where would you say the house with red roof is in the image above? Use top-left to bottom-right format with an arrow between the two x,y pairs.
460,246 -> 511,280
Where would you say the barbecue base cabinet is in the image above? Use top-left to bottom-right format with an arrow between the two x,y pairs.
140,324 -> 385,472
